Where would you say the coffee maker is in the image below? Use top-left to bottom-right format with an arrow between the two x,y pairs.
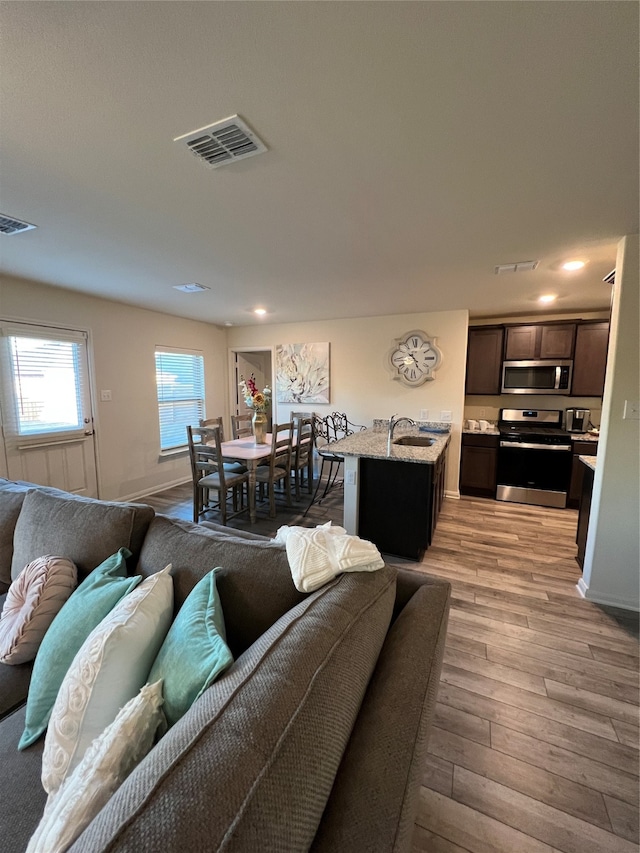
565,408 -> 591,433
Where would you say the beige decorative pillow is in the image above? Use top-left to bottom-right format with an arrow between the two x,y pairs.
27,680 -> 164,853
42,565 -> 173,795
0,556 -> 77,665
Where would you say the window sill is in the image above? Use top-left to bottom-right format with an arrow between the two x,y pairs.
158,447 -> 189,462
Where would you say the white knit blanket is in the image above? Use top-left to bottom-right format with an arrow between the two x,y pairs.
273,521 -> 385,592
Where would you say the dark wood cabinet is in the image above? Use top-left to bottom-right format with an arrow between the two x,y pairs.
576,460 -> 595,568
358,447 -> 449,561
466,326 -> 504,394
504,325 -> 539,360
572,322 -> 609,397
540,324 -> 576,359
505,323 -> 575,360
568,440 -> 598,508
460,434 -> 498,497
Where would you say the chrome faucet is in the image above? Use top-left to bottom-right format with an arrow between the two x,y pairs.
387,413 -> 416,453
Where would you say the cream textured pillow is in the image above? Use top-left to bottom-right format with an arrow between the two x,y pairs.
0,556 -> 77,665
27,680 -> 164,853
42,565 -> 173,796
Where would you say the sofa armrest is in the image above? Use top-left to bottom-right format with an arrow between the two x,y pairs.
311,574 -> 450,853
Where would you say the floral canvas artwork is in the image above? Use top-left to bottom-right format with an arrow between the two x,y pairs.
275,342 -> 330,404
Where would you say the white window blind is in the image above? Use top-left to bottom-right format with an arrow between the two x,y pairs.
155,349 -> 205,451
5,332 -> 86,436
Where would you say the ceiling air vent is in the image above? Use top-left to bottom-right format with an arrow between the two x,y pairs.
0,214 -> 37,235
173,283 -> 210,293
494,260 -> 539,275
603,269 -> 616,285
174,115 -> 267,169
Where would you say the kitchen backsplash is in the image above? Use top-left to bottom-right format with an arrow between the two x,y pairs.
464,394 -> 602,428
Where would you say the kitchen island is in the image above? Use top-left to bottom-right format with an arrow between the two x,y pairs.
329,422 -> 450,560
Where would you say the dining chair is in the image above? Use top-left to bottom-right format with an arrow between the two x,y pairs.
291,415 -> 314,500
304,412 -> 366,515
186,425 -> 249,525
231,413 -> 253,439
254,422 -> 294,518
200,416 -> 225,439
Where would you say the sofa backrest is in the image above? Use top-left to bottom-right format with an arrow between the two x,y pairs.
0,481 -> 30,591
9,488 -> 155,582
137,514 -> 307,657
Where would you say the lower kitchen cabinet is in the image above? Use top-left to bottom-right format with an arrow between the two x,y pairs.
460,434 -> 498,498
576,461 -> 595,569
568,440 -> 598,508
358,450 -> 447,561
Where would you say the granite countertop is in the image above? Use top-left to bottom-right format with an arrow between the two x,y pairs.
572,432 -> 600,442
462,427 -> 500,436
579,455 -> 597,471
329,423 -> 450,465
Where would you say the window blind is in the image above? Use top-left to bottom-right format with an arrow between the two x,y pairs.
155,349 -> 205,451
6,333 -> 85,436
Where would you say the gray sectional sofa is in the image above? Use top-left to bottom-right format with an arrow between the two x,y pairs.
0,479 -> 450,853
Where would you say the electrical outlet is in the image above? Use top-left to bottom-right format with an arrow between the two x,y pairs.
623,400 -> 640,420
100,390 -> 112,402
479,408 -> 486,417
440,410 -> 452,422
346,470 -> 356,486
420,409 -> 429,420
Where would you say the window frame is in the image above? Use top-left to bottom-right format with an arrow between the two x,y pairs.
155,347 -> 206,453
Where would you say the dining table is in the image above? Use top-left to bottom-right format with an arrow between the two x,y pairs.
218,435 -> 273,523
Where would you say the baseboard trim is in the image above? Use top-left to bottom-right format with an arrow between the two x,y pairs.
576,577 -> 639,612
118,477 -> 191,503
445,489 -> 460,500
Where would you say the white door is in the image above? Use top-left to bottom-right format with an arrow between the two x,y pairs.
0,322 -> 99,496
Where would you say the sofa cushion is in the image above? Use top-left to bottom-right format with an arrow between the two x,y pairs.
0,481 -> 31,590
137,515 -> 306,657
148,570 -> 233,727
68,567 -> 397,853
0,555 -> 77,665
42,566 -> 173,795
310,577 -> 451,853
19,549 -> 141,749
27,681 -> 164,853
11,489 -> 155,582
0,704 -> 47,853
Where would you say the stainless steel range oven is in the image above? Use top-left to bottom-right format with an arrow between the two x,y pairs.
496,409 -> 572,509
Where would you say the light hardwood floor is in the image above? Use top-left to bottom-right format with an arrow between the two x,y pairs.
141,483 -> 639,852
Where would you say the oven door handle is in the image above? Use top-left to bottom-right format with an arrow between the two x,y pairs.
500,441 -> 572,451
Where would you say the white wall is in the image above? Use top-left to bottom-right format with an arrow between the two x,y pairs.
0,275 -> 229,500
227,310 -> 469,496
580,235 -> 639,611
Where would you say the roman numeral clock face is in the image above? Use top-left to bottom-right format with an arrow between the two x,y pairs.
389,330 -> 442,386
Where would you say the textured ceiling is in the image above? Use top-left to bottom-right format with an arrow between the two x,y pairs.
0,1 -> 638,326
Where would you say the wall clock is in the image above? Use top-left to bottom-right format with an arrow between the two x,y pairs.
389,330 -> 442,386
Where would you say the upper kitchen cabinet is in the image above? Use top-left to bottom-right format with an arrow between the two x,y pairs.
504,323 -> 576,360
466,326 -> 504,395
572,321 -> 610,397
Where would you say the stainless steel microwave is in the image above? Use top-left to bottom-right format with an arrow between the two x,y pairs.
501,360 -> 573,394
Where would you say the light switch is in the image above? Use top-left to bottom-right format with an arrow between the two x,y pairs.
623,400 -> 639,419
100,390 -> 112,402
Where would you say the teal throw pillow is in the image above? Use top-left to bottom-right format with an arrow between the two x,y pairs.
19,548 -> 141,750
149,570 -> 233,727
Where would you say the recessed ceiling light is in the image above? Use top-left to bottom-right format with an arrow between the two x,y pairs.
173,282 -> 210,293
562,260 -> 586,271
539,294 -> 557,304
254,308 -> 267,316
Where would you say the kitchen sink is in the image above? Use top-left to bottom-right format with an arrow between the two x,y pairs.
392,435 -> 435,447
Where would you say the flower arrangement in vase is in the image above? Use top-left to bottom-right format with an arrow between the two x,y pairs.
239,374 -> 272,444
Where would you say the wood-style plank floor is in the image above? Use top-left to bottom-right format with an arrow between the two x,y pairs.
141,482 -> 639,852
